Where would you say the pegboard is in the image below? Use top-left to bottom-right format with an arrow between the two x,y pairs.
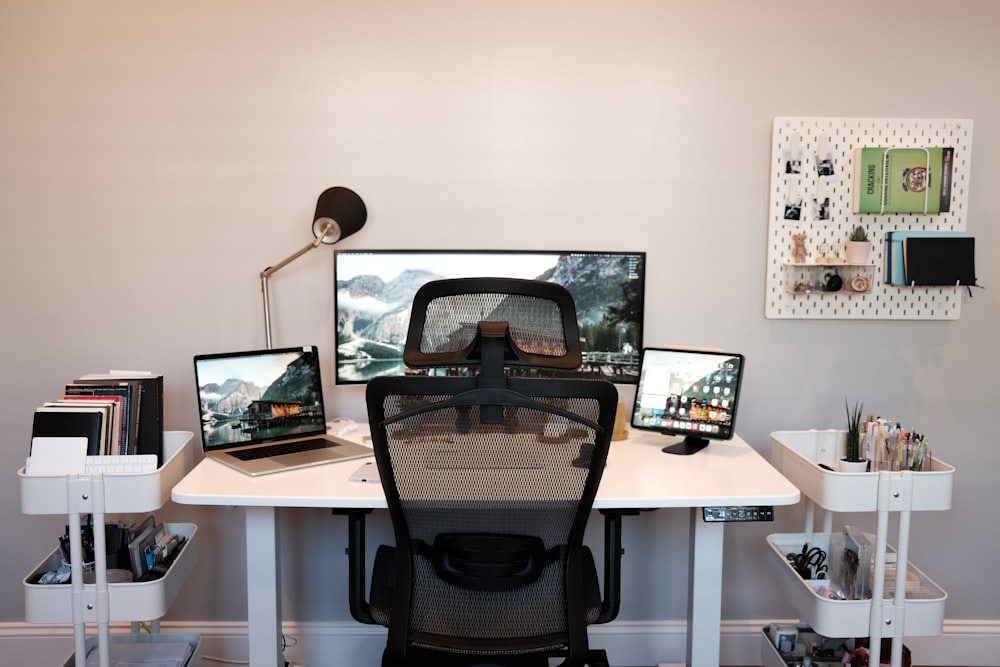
764,116 -> 974,319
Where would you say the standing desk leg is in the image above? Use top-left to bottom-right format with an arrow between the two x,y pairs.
246,506 -> 284,667
687,508 -> 724,667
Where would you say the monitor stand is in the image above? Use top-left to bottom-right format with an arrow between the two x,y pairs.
663,435 -> 710,456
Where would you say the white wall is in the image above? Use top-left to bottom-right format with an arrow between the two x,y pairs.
2,0 -> 998,662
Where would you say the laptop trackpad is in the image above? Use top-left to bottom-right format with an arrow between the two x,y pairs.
281,449 -> 337,464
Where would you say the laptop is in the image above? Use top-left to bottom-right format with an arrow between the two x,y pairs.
193,345 -> 372,476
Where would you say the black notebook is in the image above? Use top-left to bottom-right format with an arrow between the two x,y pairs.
32,408 -> 107,456
903,236 -> 977,287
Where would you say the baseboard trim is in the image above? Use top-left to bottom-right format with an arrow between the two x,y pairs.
2,618 -> 998,666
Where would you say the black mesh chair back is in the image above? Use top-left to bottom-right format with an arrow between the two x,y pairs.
365,278 -> 618,667
402,277 -> 582,373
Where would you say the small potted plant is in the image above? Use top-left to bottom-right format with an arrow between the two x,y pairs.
841,399 -> 869,472
845,225 -> 871,264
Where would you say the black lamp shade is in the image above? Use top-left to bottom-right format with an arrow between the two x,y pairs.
312,186 -> 367,243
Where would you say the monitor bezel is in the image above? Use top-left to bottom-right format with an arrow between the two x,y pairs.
629,346 -> 745,455
333,248 -> 646,385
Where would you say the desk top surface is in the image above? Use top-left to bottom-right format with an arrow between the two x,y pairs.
171,428 -> 799,509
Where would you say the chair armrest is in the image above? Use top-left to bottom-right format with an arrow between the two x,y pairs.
595,509 -> 642,624
332,508 -> 377,625
337,507 -> 640,626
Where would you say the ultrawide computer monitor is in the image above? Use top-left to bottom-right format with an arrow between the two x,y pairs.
333,249 -> 645,385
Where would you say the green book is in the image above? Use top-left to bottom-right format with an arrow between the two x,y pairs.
852,146 -> 954,214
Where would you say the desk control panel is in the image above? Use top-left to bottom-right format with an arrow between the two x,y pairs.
702,505 -> 774,522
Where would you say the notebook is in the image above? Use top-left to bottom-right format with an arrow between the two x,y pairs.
193,346 -> 372,476
885,230 -> 968,286
903,236 -> 977,286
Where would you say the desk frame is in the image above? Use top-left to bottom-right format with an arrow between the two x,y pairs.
172,431 -> 799,667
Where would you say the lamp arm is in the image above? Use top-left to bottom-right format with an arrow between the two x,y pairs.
260,221 -> 338,280
260,221 -> 338,348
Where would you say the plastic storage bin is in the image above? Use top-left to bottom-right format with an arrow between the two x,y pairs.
770,430 -> 953,512
24,523 -> 197,623
760,624 -> 850,667
19,431 -> 195,515
61,632 -> 201,667
765,532 -> 946,638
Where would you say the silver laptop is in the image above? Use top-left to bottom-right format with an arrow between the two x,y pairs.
193,345 -> 372,476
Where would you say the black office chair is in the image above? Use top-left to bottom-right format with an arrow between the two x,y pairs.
344,278 -> 625,667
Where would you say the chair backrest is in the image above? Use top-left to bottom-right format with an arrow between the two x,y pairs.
402,276 -> 583,373
366,278 -> 618,665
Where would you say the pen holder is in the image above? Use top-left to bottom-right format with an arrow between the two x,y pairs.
877,441 -> 932,472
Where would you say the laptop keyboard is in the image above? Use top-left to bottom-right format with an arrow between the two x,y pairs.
228,438 -> 335,461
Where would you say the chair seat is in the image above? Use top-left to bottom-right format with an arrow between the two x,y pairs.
380,647 -> 611,667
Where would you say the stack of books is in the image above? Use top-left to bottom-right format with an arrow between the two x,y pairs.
29,370 -> 163,464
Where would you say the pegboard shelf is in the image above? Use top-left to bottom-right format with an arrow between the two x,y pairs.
765,117 -> 974,320
784,263 -> 875,296
785,262 -> 874,267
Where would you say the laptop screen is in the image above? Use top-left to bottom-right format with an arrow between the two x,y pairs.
193,346 -> 328,451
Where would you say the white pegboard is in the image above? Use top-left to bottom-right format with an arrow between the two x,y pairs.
764,116 -> 973,319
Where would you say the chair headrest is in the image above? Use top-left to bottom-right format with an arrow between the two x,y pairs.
402,277 -> 582,372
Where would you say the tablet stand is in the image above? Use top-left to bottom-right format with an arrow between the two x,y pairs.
663,435 -> 710,456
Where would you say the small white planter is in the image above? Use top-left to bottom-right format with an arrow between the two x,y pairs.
837,458 -> 869,473
845,240 -> 871,264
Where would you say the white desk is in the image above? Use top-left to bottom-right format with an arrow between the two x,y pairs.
172,429 -> 799,666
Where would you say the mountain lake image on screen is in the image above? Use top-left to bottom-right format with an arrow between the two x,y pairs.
333,250 -> 645,384
195,347 -> 325,449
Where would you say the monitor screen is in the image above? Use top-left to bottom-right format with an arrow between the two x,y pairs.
334,249 -> 645,384
630,347 -> 745,455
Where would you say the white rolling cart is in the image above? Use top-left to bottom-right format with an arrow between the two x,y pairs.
763,430 -> 954,667
19,431 -> 200,667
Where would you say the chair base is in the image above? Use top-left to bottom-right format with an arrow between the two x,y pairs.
582,648 -> 611,667
391,647 -> 610,667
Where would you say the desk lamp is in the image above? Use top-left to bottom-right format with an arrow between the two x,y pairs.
260,186 -> 367,348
